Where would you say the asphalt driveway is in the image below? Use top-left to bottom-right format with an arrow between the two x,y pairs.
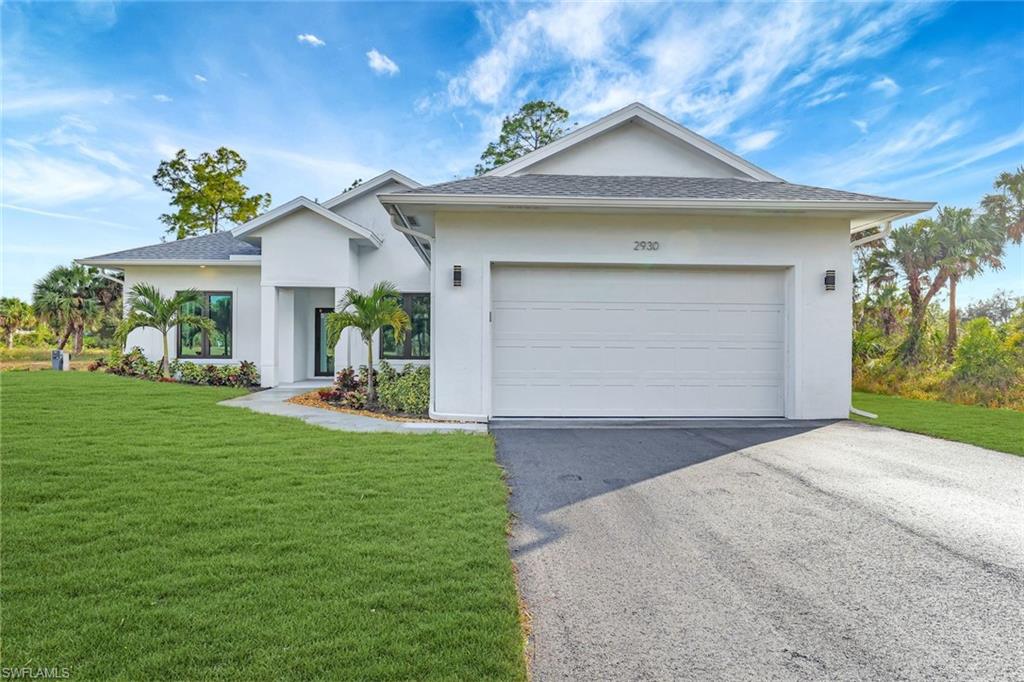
492,420 -> 1024,680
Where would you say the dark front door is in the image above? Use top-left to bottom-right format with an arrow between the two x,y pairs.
314,307 -> 335,377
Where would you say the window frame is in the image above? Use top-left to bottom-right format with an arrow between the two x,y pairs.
176,290 -> 233,360
380,292 -> 430,360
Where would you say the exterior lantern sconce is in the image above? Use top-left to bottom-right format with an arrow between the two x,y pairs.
453,265 -> 463,287
824,269 -> 836,291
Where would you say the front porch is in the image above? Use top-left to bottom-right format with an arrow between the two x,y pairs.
260,286 -> 347,387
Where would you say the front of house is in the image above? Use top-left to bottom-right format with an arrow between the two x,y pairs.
80,103 -> 933,421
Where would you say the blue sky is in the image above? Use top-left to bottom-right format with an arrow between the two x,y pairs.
3,1 -> 1022,303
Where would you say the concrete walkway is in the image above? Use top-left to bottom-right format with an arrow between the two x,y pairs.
219,380 -> 486,433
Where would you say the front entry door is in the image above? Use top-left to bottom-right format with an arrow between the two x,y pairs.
314,307 -> 335,377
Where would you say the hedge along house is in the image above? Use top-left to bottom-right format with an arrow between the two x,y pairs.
81,103 -> 932,420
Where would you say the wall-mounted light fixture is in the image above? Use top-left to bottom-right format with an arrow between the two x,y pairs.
453,265 -> 463,287
824,269 -> 836,291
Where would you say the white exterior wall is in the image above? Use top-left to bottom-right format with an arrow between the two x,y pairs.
121,264 -> 261,365
430,211 -> 853,421
519,122 -> 750,178
331,183 -> 431,370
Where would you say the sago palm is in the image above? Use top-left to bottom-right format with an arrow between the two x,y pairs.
117,283 -> 214,378
325,281 -> 411,405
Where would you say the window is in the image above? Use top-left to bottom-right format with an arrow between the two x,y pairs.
381,293 -> 429,360
178,291 -> 232,359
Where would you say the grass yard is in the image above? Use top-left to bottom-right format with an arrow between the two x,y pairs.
0,347 -> 106,371
0,372 -> 525,680
852,390 -> 1024,456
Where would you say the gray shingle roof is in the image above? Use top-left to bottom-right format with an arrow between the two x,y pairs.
399,175 -> 906,202
82,231 -> 261,262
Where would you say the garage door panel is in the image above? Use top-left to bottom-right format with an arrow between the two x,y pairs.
492,265 -> 786,417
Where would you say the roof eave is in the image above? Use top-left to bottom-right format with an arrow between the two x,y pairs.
379,192 -> 935,214
75,258 -> 262,268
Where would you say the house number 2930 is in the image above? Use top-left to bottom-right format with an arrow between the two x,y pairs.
634,240 -> 660,251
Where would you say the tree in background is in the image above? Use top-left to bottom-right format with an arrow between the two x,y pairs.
475,100 -> 571,175
325,281 -> 410,406
32,265 -> 106,353
0,297 -> 36,348
934,206 -> 1008,358
960,290 -> 1022,326
877,219 -> 950,362
153,147 -> 271,240
980,166 -> 1024,244
116,284 -> 214,378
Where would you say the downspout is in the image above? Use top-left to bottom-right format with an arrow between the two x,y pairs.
389,205 -> 432,266
850,220 -> 892,248
849,219 -> 892,419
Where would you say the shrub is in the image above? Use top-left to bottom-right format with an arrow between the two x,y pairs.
948,318 -> 1020,405
377,363 -> 429,416
105,346 -> 161,380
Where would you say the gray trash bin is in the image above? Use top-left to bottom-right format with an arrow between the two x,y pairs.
51,350 -> 71,371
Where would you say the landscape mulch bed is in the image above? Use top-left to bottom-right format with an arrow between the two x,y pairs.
287,390 -> 428,422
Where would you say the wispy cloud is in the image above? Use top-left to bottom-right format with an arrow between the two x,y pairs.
3,87 -> 115,115
366,49 -> 399,76
1,203 -> 141,231
153,94 -> 172,102
1,148 -> 143,206
297,33 -> 325,47
735,130 -> 780,153
868,76 -> 901,96
193,73 -> 207,83
436,2 -> 941,139
851,119 -> 869,134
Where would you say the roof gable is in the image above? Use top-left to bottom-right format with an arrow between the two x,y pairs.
231,196 -> 382,247
487,102 -> 781,182
321,170 -> 420,210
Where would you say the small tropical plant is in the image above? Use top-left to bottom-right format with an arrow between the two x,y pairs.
0,297 -> 36,348
325,281 -> 410,405
116,283 -> 214,378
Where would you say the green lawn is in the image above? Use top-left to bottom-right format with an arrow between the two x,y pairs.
851,390 -> 1024,456
1,372 -> 525,680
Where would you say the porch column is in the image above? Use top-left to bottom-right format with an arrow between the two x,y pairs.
259,285 -> 277,387
277,287 -> 296,384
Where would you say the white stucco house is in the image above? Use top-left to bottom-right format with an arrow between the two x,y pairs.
80,102 -> 933,421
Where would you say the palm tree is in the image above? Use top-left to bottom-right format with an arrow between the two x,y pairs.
0,297 -> 36,348
116,283 -> 214,378
980,167 -> 1023,245
879,219 -> 950,362
325,281 -> 411,405
935,206 -> 1008,358
33,264 -> 104,352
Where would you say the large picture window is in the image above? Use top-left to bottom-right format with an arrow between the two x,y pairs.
178,291 -> 232,359
381,293 -> 429,360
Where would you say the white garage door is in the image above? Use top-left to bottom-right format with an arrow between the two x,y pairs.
491,265 -> 786,417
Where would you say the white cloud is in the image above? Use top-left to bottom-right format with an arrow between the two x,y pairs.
297,33 -> 325,47
868,76 -> 901,96
851,119 -> 868,134
194,74 -> 207,83
366,49 -> 399,76
2,88 -> 115,115
153,94 -> 172,102
1,203 -> 140,231
735,130 -> 780,153
921,83 -> 947,95
437,2 -> 941,139
2,151 -> 143,206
